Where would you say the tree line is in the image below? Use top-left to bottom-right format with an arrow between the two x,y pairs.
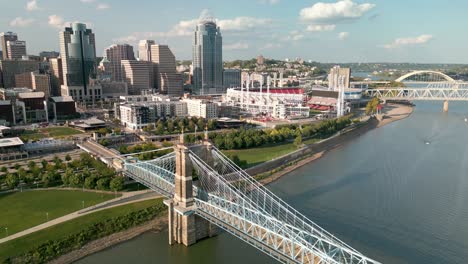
142,116 -> 217,135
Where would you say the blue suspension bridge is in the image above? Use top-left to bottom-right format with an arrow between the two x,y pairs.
87,132 -> 381,264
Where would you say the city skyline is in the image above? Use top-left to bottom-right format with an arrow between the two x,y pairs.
1,0 -> 468,63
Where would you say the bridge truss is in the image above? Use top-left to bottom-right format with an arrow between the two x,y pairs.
124,146 -> 379,264
365,82 -> 468,101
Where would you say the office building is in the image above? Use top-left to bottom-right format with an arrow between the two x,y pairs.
6,41 -> 27,60
104,44 -> 135,81
39,51 -> 60,59
328,66 -> 351,90
151,44 -> 182,96
0,59 -> 39,88
15,72 -> 51,98
119,101 -> 187,130
138,40 -> 155,61
1,32 -> 27,60
121,60 -> 154,95
192,14 -> 223,94
223,69 -> 241,89
59,22 -> 97,101
17,92 -> 48,123
49,57 -> 63,96
48,96 -> 77,121
183,98 -> 218,119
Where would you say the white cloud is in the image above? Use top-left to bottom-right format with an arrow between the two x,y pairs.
261,43 -> 282,50
285,30 -> 304,41
26,0 -> 41,11
300,0 -> 375,23
306,24 -> 336,32
10,17 -> 35,27
224,42 -> 249,50
48,14 -> 65,29
115,16 -> 271,44
338,32 -> 349,40
218,17 -> 271,31
80,0 -> 95,3
96,3 -> 110,10
383,34 -> 433,49
258,0 -> 280,5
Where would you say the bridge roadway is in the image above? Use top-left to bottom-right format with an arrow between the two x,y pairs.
123,140 -> 380,264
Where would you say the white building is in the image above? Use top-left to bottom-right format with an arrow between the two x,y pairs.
183,98 -> 218,119
223,88 -> 309,119
119,101 -> 187,130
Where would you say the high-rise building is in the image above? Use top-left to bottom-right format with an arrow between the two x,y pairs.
1,32 -> 19,60
121,60 -> 154,95
0,60 -> 39,88
6,41 -> 27,60
192,13 -> 223,95
59,23 -> 97,101
104,44 -> 135,82
138,40 -> 155,61
223,69 -> 241,89
150,44 -> 182,96
15,72 -> 51,98
328,66 -> 351,91
49,57 -> 63,96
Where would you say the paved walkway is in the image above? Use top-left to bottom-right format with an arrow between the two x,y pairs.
0,190 -> 161,244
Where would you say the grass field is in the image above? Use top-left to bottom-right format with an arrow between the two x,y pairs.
21,127 -> 83,141
0,190 -> 116,237
224,143 -> 298,168
0,198 -> 164,260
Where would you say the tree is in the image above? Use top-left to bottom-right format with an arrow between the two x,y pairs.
365,97 -> 380,115
62,169 -> 73,186
84,176 -> 97,189
110,177 -> 124,191
96,178 -> 110,190
0,166 -> 7,173
69,173 -> 81,187
27,160 -> 36,170
6,174 -> 19,189
42,172 -> 52,187
41,159 -> 48,169
294,134 -> 303,148
65,154 -> 72,162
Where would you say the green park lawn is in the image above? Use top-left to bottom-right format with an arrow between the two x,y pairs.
224,143 -> 299,168
0,190 -> 116,237
21,127 -> 83,141
0,198 -> 164,260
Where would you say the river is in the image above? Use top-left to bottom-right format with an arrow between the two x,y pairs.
76,102 -> 468,264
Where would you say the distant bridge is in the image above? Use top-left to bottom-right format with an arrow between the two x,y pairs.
395,70 -> 456,83
365,82 -> 468,112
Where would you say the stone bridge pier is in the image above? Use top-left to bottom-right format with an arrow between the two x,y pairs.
443,100 -> 449,112
164,132 -> 217,246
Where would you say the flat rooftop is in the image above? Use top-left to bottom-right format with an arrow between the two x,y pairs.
0,137 -> 24,148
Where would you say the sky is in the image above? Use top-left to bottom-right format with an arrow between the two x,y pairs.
1,0 -> 468,63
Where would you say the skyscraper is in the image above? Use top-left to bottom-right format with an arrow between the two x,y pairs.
192,13 -> 223,95
1,32 -> 27,60
104,44 -> 135,82
151,45 -> 182,96
138,40 -> 155,61
59,23 -> 97,101
121,60 -> 154,95
328,66 -> 351,91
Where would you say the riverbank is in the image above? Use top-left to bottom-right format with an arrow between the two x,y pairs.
42,104 -> 414,263
257,103 -> 413,185
50,215 -> 168,264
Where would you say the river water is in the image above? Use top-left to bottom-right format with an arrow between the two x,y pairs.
77,102 -> 468,264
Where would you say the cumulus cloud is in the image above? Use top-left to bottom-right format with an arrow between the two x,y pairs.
338,32 -> 349,40
96,3 -> 110,10
300,0 -> 375,23
383,34 -> 433,49
48,15 -> 65,29
285,30 -> 305,41
115,15 -> 271,44
224,42 -> 249,50
306,24 -> 336,32
26,0 -> 41,11
10,17 -> 35,27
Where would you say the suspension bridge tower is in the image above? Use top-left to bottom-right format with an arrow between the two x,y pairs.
164,130 -> 217,246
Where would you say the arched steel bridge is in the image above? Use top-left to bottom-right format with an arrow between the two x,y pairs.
395,70 -> 456,83
117,143 -> 380,264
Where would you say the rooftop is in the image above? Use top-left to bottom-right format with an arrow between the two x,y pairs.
0,137 -> 24,148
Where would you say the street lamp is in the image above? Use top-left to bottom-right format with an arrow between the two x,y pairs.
82,200 -> 84,209
46,212 -> 49,222
4,227 -> 8,237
